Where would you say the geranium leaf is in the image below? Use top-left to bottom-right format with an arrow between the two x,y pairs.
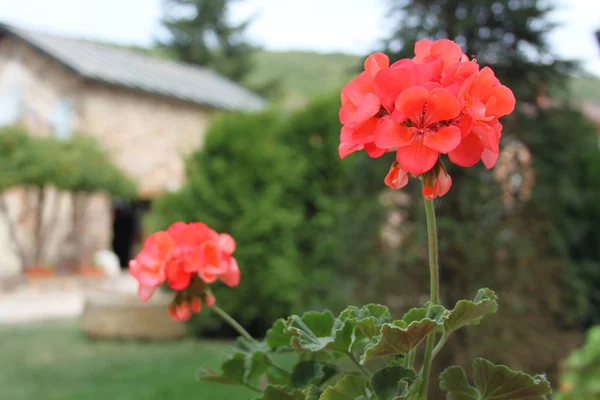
370,365 -> 416,400
444,288 -> 498,335
266,318 -> 291,351
440,358 -> 552,400
199,352 -> 246,385
290,360 -> 338,388
286,311 -> 337,352
361,304 -> 447,364
320,374 -> 373,400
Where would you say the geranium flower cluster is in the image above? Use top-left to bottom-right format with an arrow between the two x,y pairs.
339,39 -> 516,199
129,222 -> 240,321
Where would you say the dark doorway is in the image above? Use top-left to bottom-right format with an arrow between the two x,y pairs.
111,199 -> 149,269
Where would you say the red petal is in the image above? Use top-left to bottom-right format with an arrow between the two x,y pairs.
202,241 -> 221,269
339,141 -> 363,159
339,102 -> 357,125
351,117 -> 379,144
364,52 -> 389,80
220,258 -> 240,287
448,132 -> 484,167
374,117 -> 416,149
482,148 -> 499,169
374,65 -> 416,112
218,233 -> 236,254
423,126 -> 461,153
425,88 -> 461,124
384,164 -> 409,189
414,39 -> 433,62
342,72 -> 373,105
485,85 -> 515,117
394,86 -> 429,123
456,109 -> 474,138
436,171 -> 452,197
396,136 -> 439,175
364,142 -> 386,158
472,121 -> 500,153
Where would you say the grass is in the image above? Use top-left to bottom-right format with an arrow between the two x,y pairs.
0,321 -> 257,400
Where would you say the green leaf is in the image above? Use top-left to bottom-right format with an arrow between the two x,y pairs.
199,352 -> 246,385
320,374 -> 373,400
254,384 -> 305,400
244,351 -> 271,385
361,305 -> 447,364
267,318 -> 291,351
291,360 -> 338,388
286,311 -> 337,352
340,304 -> 392,348
370,366 -> 416,400
331,319 -> 355,353
440,358 -> 552,400
444,289 -> 498,335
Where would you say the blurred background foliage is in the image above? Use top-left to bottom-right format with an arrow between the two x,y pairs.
147,0 -> 600,392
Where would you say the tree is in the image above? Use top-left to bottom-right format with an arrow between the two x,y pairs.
160,0 -> 255,83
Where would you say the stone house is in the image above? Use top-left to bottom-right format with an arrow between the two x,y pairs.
0,24 -> 265,276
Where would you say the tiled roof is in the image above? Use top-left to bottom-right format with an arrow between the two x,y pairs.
0,24 -> 265,111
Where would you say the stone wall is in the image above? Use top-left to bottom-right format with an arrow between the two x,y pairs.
79,83 -> 212,198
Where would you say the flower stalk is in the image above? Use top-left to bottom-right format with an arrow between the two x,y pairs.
419,193 -> 440,400
211,304 -> 254,341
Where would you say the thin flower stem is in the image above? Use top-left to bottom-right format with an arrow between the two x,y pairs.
347,352 -> 371,378
419,195 -> 440,400
432,333 -> 448,359
211,305 -> 254,341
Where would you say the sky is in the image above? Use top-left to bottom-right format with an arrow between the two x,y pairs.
1,0 -> 599,75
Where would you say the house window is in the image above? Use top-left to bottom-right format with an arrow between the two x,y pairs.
51,97 -> 75,140
0,85 -> 23,126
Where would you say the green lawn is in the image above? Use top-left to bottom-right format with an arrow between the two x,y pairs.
0,321 -> 257,400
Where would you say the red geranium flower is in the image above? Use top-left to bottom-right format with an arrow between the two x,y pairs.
339,39 -> 515,199
129,221 -> 241,318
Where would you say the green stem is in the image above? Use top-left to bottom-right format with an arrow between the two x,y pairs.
432,334 -> 448,359
407,350 -> 415,370
212,305 -> 254,341
419,196 -> 440,400
347,352 -> 371,378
